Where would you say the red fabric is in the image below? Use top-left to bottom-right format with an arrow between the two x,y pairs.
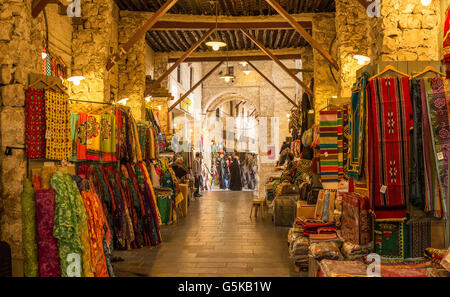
367,77 -> 412,219
25,88 -> 46,158
35,189 -> 60,277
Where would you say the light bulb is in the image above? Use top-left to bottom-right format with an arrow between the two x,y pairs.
212,44 -> 220,51
243,70 -> 251,75
421,0 -> 431,6
41,52 -> 47,60
118,98 -> 129,105
73,80 -> 80,86
68,76 -> 85,86
145,96 -> 152,102
224,77 -> 230,83
353,55 -> 370,65
158,105 -> 162,110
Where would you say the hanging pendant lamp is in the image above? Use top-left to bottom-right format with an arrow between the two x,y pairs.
220,54 -> 235,82
206,0 -> 226,51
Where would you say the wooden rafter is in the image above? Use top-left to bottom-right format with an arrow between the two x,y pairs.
150,20 -> 312,30
263,0 -> 339,70
168,61 -> 224,112
146,28 -> 214,96
247,61 -> 297,107
240,28 -> 312,97
32,0 -> 52,18
106,0 -> 179,71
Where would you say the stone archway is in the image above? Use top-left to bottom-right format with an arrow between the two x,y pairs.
202,91 -> 260,194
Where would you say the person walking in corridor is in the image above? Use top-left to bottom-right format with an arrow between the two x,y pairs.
193,152 -> 202,197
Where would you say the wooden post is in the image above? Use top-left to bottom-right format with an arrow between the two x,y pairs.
247,61 -> 298,108
146,28 -> 215,95
240,29 -> 312,97
263,0 -> 339,70
168,61 -> 224,112
106,0 -> 179,70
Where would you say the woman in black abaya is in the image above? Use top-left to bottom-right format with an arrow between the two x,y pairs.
229,157 -> 243,191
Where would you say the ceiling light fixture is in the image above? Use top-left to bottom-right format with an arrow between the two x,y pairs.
41,52 -> 48,60
67,76 -> 85,86
353,55 -> 371,65
421,0 -> 432,6
243,63 -> 252,75
239,61 -> 248,67
206,0 -> 226,51
145,96 -> 152,102
220,55 -> 235,82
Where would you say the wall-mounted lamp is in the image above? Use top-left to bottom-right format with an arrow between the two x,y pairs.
67,76 -> 85,86
353,55 -> 371,65
117,98 -> 129,105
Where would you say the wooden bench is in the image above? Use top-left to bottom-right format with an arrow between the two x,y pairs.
249,199 -> 265,219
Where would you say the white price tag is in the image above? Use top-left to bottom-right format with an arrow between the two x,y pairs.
380,185 -> 387,194
437,152 -> 444,160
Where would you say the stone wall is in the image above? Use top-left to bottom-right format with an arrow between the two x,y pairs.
335,0 -> 370,99
71,0 -> 117,103
312,13 -> 339,123
369,0 -> 440,62
118,10 -> 147,120
0,0 -> 47,276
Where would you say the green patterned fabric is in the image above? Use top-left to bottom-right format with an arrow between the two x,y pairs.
21,178 -> 39,277
374,220 -> 409,259
157,195 -> 171,224
51,171 -> 89,277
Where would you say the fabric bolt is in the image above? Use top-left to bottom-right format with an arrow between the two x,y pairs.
101,113 -> 116,162
21,179 -> 39,277
409,79 -> 426,210
319,111 -> 340,188
367,77 -> 412,219
347,72 -> 369,180
45,90 -> 72,160
25,88 -> 46,158
424,77 -> 449,218
35,189 -> 60,277
322,190 -> 330,222
51,171 -> 93,277
86,114 -> 101,161
69,113 -> 78,161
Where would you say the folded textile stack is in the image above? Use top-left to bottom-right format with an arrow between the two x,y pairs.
294,217 -> 336,237
426,267 -> 450,277
309,241 -> 343,261
340,241 -> 374,260
318,260 -> 367,277
424,247 -> 450,269
289,236 -> 310,267
440,247 -> 450,272
288,226 -> 303,245
309,233 -> 340,243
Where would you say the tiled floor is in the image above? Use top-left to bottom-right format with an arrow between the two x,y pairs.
113,190 -> 304,277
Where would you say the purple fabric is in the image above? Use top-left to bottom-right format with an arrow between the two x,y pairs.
35,189 -> 60,277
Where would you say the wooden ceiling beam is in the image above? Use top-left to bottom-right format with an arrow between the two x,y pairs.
264,0 -> 338,70
240,28 -> 312,97
32,0 -> 52,18
167,53 -> 302,63
246,61 -> 297,107
150,20 -> 312,30
106,0 -> 178,71
146,28 -> 214,95
169,61 -> 224,112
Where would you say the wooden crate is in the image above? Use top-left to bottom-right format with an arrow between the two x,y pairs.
297,200 -> 316,219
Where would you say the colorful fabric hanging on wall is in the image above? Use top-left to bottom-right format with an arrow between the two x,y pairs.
76,113 -> 88,160
367,77 -> 412,219
409,79 -> 426,211
347,72 -> 370,180
374,219 -> 409,259
444,4 -> 450,79
35,189 -> 60,277
86,114 -> 101,161
44,90 -> 72,160
424,77 -> 449,219
319,110 -> 339,188
69,113 -> 78,162
100,113 -> 116,161
25,88 -> 46,159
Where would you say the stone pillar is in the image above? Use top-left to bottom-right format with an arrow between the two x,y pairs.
312,13 -> 339,123
0,0 -> 46,276
335,0 -> 370,99
71,0 -> 117,102
118,11 -> 147,120
299,47 -> 314,90
369,0 -> 440,62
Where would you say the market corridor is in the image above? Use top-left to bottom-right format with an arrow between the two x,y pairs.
113,191 -> 303,277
